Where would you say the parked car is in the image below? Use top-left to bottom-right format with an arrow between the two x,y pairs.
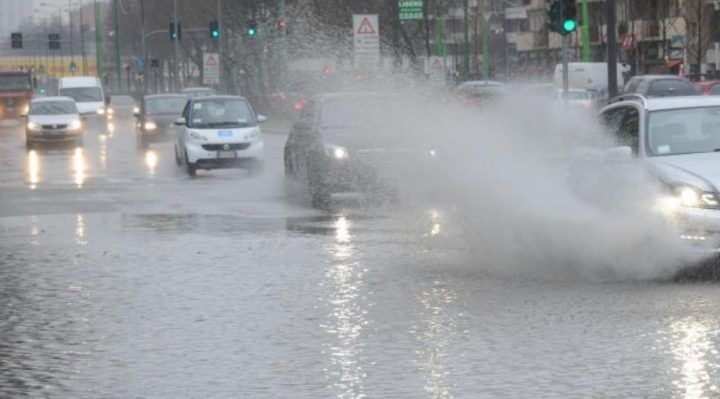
695,80 -> 720,96
454,80 -> 507,105
621,75 -> 699,98
57,76 -> 106,117
284,92 -> 439,208
181,87 -> 217,98
24,96 -> 84,148
174,95 -> 265,176
135,94 -> 188,147
570,94 -> 720,251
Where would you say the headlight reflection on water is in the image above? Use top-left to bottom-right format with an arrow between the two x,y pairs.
73,147 -> 86,188
27,149 -> 39,189
669,318 -> 720,399
144,150 -> 158,176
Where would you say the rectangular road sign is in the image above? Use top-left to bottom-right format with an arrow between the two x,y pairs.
353,14 -> 380,71
203,53 -> 220,85
399,0 -> 424,20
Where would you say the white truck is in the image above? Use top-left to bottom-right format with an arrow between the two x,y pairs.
553,62 -> 629,93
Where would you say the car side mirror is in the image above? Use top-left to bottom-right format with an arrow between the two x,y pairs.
175,117 -> 187,126
257,115 -> 268,123
293,120 -> 311,132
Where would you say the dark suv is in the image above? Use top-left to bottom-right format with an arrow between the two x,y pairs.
622,75 -> 699,98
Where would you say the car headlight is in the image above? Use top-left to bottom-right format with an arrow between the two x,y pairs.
107,108 -> 114,115
97,108 -> 105,115
133,106 -> 140,114
144,121 -> 157,131
325,144 -> 348,159
674,186 -> 718,208
27,121 -> 40,131
189,130 -> 208,142
69,119 -> 82,130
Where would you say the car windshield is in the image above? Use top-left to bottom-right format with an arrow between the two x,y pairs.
30,101 -> 77,115
111,96 -> 135,106
189,98 -> 255,128
0,74 -> 31,91
647,79 -> 698,97
648,106 -> 720,156
320,97 -> 405,129
59,87 -> 103,102
145,97 -> 187,115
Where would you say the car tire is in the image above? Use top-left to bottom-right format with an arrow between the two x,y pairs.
25,138 -> 33,149
185,150 -> 197,177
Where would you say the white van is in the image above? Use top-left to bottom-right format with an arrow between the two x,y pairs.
57,77 -> 106,116
553,62 -> 629,92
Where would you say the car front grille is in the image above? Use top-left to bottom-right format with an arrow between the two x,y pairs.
202,143 -> 251,151
42,124 -> 68,130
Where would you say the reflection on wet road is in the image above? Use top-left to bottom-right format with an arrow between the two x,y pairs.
3,117 -> 720,397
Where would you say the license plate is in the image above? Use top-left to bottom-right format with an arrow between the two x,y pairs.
218,130 -> 233,137
218,150 -> 235,159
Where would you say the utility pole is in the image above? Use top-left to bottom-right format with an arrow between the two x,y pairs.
94,0 -> 105,80
173,0 -> 179,91
462,0 -> 470,80
580,0 -> 590,61
80,0 -> 87,74
113,0 -> 122,92
141,0 -> 147,93
481,0 -> 489,80
218,0 -> 223,93
68,0 -> 74,67
607,0 -> 618,98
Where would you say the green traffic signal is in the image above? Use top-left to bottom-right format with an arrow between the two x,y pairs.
563,19 -> 577,33
246,20 -> 257,38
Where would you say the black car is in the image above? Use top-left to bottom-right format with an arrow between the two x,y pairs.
135,94 -> 188,147
621,75 -> 699,98
284,92 -> 438,208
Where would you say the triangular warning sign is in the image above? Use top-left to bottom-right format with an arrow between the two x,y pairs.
356,17 -> 376,35
206,55 -> 218,67
432,59 -> 443,69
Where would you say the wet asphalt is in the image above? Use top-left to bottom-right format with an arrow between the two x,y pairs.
2,116 -> 720,398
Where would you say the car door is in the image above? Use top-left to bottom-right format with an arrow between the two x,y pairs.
177,100 -> 192,151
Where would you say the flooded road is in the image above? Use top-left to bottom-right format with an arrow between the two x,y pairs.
2,117 -> 720,398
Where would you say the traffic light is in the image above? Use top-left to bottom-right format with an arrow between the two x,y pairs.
169,22 -> 182,40
547,0 -> 577,35
209,20 -> 219,39
11,32 -> 22,49
561,0 -> 578,34
48,33 -> 60,50
246,20 -> 257,38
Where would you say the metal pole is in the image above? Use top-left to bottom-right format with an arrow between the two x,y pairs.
113,0 -> 122,92
462,0 -> 469,80
581,0 -> 590,62
217,0 -> 223,93
607,0 -> 618,98
80,0 -> 87,74
141,0 -> 147,93
94,0 -> 105,80
58,14 -> 65,76
69,0 -> 74,67
562,35 -> 569,95
173,0 -> 179,91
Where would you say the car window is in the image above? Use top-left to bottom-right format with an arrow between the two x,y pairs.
601,106 -> 640,153
624,78 -> 640,94
647,79 -> 698,97
59,87 -> 103,102
710,85 -> 720,96
145,97 -> 187,115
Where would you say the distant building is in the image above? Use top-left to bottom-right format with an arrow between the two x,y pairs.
0,0 -> 35,36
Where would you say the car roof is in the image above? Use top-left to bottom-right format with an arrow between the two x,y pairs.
59,76 -> 101,87
182,87 -> 215,92
622,96 -> 720,111
144,93 -> 187,99
189,95 -> 248,102
631,75 -> 688,81
31,96 -> 75,103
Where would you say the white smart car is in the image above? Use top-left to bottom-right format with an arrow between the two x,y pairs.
174,95 -> 265,176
